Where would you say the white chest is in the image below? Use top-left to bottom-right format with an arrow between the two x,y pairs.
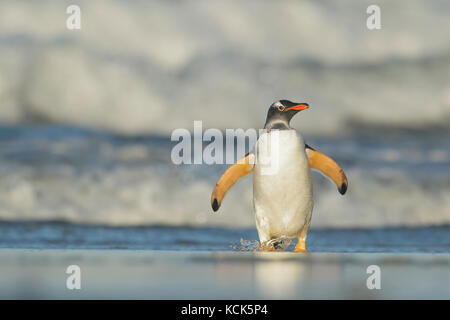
252,130 -> 313,241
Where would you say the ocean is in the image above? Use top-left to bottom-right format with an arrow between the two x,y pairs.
0,125 -> 448,253
0,0 -> 449,253
1,221 -> 449,253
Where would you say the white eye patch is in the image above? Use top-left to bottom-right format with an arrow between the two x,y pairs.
273,101 -> 284,110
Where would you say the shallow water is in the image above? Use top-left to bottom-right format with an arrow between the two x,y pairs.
1,221 -> 449,253
1,249 -> 449,299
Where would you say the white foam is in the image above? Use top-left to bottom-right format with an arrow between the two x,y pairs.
0,136 -> 448,228
0,1 -> 449,135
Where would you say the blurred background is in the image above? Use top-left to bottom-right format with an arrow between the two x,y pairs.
0,0 -> 449,250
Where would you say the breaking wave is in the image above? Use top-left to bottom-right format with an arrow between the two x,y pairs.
0,126 -> 448,228
0,0 -> 449,136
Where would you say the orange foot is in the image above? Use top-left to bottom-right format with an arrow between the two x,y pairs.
293,240 -> 308,253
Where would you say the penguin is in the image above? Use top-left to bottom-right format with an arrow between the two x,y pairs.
211,100 -> 348,252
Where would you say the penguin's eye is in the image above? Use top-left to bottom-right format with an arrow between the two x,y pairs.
277,105 -> 285,111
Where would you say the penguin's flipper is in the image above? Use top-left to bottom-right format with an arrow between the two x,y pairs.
211,153 -> 254,212
305,144 -> 348,195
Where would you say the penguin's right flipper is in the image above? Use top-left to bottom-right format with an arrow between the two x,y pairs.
305,144 -> 348,195
211,153 -> 254,212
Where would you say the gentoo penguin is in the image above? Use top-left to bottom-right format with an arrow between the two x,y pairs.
211,100 -> 348,252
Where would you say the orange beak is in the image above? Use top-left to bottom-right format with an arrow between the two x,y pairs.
285,103 -> 309,111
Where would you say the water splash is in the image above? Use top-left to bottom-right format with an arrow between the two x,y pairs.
264,237 -> 295,251
232,237 -> 295,252
231,239 -> 259,252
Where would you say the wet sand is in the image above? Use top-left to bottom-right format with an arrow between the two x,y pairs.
0,249 -> 448,299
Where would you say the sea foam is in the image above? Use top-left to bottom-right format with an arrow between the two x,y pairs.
0,1 -> 449,135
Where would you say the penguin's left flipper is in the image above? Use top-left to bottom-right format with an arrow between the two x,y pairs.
211,153 -> 254,212
305,144 -> 348,195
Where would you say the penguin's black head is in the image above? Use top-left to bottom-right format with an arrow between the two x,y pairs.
264,100 -> 309,130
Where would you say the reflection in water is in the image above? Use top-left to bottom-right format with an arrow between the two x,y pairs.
1,250 -> 449,299
254,257 -> 308,299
